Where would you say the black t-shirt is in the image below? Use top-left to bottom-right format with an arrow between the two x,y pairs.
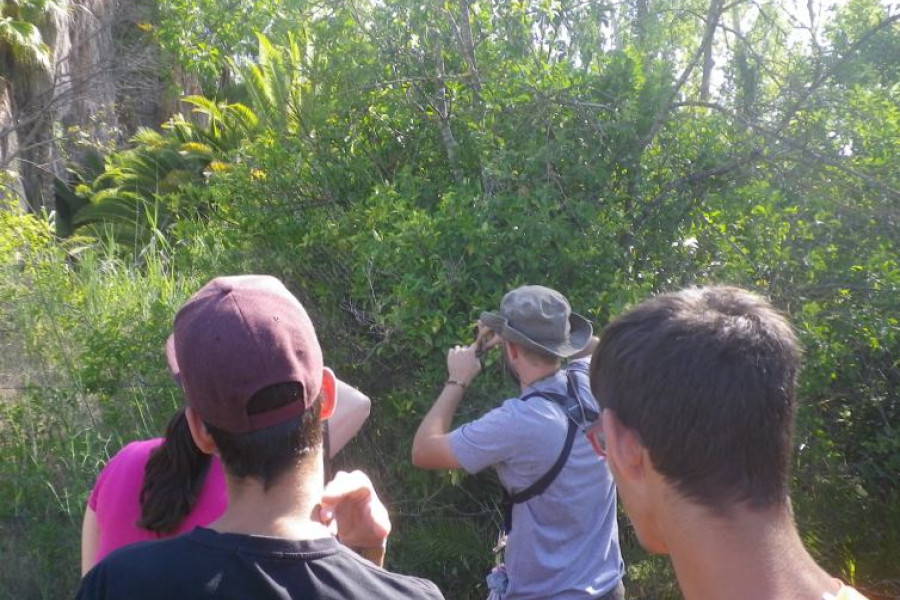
76,527 -> 444,600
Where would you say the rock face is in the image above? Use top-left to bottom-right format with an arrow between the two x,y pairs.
0,0 -> 167,214
57,0 -> 120,167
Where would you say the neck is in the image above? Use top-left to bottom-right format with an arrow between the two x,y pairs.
663,500 -> 838,600
518,363 -> 561,390
210,451 -> 332,540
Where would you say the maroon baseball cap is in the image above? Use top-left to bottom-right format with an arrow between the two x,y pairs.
166,275 -> 324,433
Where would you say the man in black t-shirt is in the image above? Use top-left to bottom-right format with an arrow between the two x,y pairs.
76,276 -> 443,600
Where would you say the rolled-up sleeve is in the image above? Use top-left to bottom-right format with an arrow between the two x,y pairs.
448,402 -> 520,474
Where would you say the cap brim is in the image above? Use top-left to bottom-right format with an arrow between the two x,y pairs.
480,311 -> 507,333
561,313 -> 593,357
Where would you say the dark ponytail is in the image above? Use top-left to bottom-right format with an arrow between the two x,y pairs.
138,408 -> 211,534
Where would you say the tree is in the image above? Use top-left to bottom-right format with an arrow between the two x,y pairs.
0,0 -> 66,212
7,3 -> 899,597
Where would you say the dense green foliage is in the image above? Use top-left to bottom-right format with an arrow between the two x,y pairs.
1,1 -> 899,598
0,0 -> 63,71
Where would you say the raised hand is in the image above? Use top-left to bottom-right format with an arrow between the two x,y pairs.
319,470 -> 391,564
447,342 -> 482,387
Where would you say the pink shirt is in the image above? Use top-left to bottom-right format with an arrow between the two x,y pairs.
88,438 -> 227,563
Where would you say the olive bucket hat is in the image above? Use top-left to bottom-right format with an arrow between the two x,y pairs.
480,285 -> 592,359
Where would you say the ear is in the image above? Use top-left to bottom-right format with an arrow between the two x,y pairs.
185,406 -> 218,455
603,409 -> 646,484
319,367 -> 336,420
505,341 -> 520,361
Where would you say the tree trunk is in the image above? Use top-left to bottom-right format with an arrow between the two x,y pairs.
456,0 -> 481,96
431,29 -> 463,183
634,0 -> 649,47
0,78 -> 27,209
11,61 -> 57,213
700,0 -> 725,102
1,0 -> 168,214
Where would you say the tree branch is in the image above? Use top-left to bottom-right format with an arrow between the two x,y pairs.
639,0 -> 728,150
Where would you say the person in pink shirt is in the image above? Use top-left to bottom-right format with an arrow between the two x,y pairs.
81,372 -> 370,573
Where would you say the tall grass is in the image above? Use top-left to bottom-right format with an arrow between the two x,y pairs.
2,203 -> 898,599
0,207 -> 194,598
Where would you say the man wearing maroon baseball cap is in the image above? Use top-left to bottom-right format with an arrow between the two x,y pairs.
76,275 -> 443,600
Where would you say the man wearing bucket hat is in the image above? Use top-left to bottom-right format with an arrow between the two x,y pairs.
413,286 -> 625,600
76,275 -> 443,600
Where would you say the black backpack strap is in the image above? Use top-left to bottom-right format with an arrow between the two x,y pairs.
501,387 -> 579,534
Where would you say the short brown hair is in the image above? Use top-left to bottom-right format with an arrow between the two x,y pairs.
207,382 -> 323,489
590,286 -> 801,512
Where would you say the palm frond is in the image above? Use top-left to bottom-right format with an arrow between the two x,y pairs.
0,17 -> 52,71
72,190 -> 149,227
231,32 -> 313,134
18,0 -> 69,26
222,103 -> 259,135
129,127 -> 167,148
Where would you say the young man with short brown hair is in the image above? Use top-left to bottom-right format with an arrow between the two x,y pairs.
589,285 -> 869,600
76,275 -> 443,600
